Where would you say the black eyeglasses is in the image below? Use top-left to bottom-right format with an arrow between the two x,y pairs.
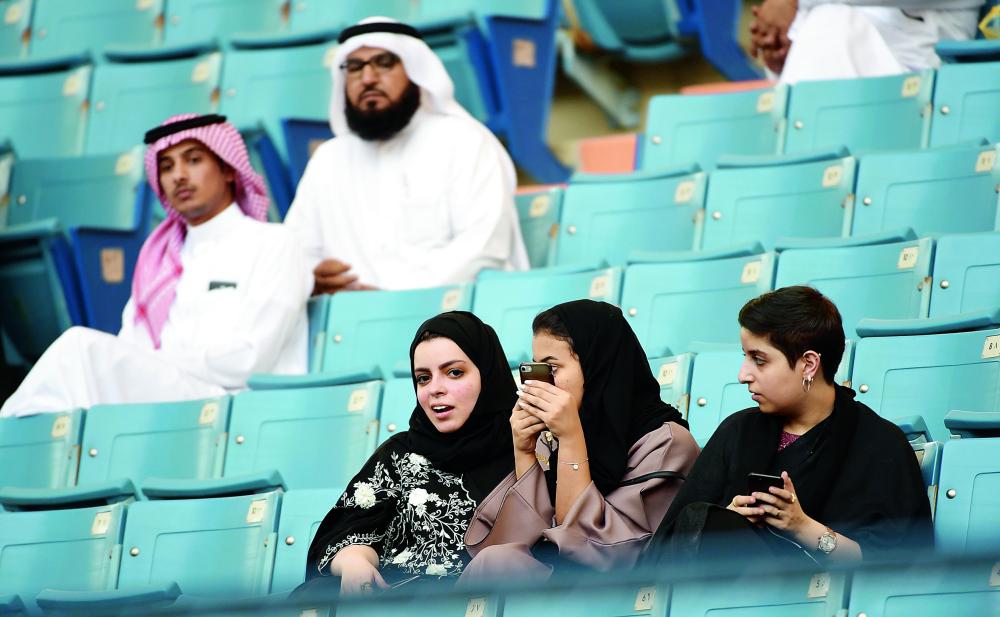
340,52 -> 401,75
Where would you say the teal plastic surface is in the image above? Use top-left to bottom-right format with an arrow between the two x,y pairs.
0,0 -> 31,60
670,571 -> 849,616
929,60 -> 1000,146
685,348 -> 755,446
0,63 -> 90,157
647,353 -> 694,419
848,560 -> 1000,615
29,0 -> 162,59
378,378 -> 414,446
0,410 -> 81,490
163,0 -> 285,46
936,437 -> 1000,555
270,488 -> 344,593
929,232 -> 1000,318
514,186 -> 563,269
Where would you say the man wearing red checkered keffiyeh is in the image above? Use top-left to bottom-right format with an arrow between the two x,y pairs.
1,114 -> 311,419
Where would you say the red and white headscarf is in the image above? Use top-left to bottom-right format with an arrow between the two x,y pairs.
132,113 -> 269,348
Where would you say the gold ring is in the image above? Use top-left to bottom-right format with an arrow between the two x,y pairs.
791,494 -> 797,504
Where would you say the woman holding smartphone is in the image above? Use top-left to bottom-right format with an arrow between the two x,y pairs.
644,286 -> 932,566
304,312 -> 516,594
460,300 -> 699,579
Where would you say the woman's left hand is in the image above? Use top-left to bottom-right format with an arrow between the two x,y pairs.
752,471 -> 813,537
516,380 -> 583,441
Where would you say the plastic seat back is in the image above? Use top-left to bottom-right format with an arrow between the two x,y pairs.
686,348 -> 755,446
117,491 -> 280,597
852,143 -> 1000,236
76,397 -> 231,487
502,580 -> 660,617
554,166 -> 705,266
913,441 -> 942,517
620,252 -> 775,356
321,285 -> 473,378
163,0 -> 285,45
225,382 -> 382,490
0,410 -> 81,490
643,88 -> 785,171
378,378 -> 414,446
670,571 -> 849,616
647,353 -> 694,419
784,72 -> 933,153
848,561 -> 1000,616
86,52 -> 222,154
701,152 -> 855,250
0,0 -> 31,60
935,436 -> 1000,554
929,60 -> 1000,146
514,186 -> 563,269
270,488 -> 344,593
929,232 -> 1000,318
29,0 -> 162,58
775,238 -> 933,338
0,63 -> 91,157
0,502 -> 125,609
472,266 -> 623,365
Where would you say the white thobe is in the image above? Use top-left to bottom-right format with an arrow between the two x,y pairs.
780,2 -> 981,83
284,108 -> 529,290
0,205 -> 311,418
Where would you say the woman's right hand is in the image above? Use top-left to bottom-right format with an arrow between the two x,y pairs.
331,547 -> 388,596
510,403 -> 546,454
727,494 -> 766,526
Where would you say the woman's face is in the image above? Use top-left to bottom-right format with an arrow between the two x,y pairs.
413,337 -> 481,433
738,327 -> 809,415
531,332 -> 584,410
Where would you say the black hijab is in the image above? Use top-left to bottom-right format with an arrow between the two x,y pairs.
546,300 -> 686,496
402,311 -> 515,500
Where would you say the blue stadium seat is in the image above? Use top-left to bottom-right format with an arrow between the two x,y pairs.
642,88 -> 785,171
28,0 -> 162,59
163,0 -> 286,46
86,49 -> 222,155
0,410 -> 81,491
929,60 -> 1000,146
852,311 -> 1000,443
321,285 -> 473,378
241,125 -> 293,220
784,71 -> 934,154
929,232 -> 1000,318
935,415 -> 1000,555
620,246 -> 775,356
472,265 -> 623,365
501,580 -> 659,617
851,142 -> 1000,236
686,348 -> 755,446
848,560 -> 1000,616
669,571 -> 849,616
270,488 -> 344,593
224,382 -> 382,490
554,165 -> 705,266
0,502 -> 126,614
701,150 -> 855,250
647,353 -> 694,419
0,60 -> 91,157
306,295 -> 330,371
282,117 -> 332,188
913,440 -> 943,517
774,234 -> 933,338
514,186 -> 563,269
378,378 -> 414,445
0,0 -> 31,60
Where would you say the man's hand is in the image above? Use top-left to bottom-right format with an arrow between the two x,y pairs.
749,0 -> 797,73
312,259 -> 381,295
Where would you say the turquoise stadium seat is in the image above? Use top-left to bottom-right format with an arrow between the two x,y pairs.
378,378 -> 414,445
774,235 -> 934,338
913,440 -> 943,517
0,502 -> 125,613
701,150 -> 855,250
935,426 -> 1000,555
0,0 -> 31,60
339,592 -> 501,617
669,571 -> 849,616
501,580 -> 657,617
686,348 -> 755,446
852,142 -> 1000,236
620,248 -> 775,356
0,61 -> 90,157
225,382 -> 382,490
554,166 -> 705,266
306,295 -> 330,371
163,0 -> 286,45
642,88 -> 785,171
929,232 -> 1000,318
85,50 -> 222,154
514,186 -> 563,269
0,410 -> 81,491
472,266 -> 622,365
783,71 -> 933,154
28,0 -> 162,59
852,312 -> 1000,444
271,488 -> 344,593
647,353 -> 694,419
848,560 -> 1000,617
219,35 -> 335,163
321,285 -> 473,378
929,60 -> 1000,146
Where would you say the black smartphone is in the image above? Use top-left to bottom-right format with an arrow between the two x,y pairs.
518,362 -> 554,385
747,472 -> 783,496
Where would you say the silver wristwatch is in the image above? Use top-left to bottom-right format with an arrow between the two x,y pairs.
817,527 -> 838,554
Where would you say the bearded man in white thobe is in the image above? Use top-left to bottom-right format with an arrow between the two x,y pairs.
284,18 -> 529,295
1,114 -> 310,418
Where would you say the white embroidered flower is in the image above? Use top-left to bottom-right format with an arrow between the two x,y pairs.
425,564 -> 447,576
408,453 -> 429,466
415,504 -> 427,516
408,488 -> 429,507
391,550 -> 412,564
426,492 -> 440,503
353,482 -> 376,509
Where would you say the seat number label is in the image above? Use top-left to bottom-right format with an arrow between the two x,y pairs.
529,195 -> 550,218
589,275 -> 610,298
975,150 -> 996,173
465,597 -> 487,617
191,61 -> 211,83
441,289 -> 462,311
674,180 -> 695,204
513,39 -> 536,68
347,389 -> 369,412
63,73 -> 82,97
51,415 -> 70,439
901,76 -> 922,98
657,362 -> 678,386
634,586 -> 656,611
741,260 -> 762,284
756,92 -> 775,113
101,248 -> 125,283
199,402 -> 219,425
246,499 -> 268,524
92,511 -> 112,536
897,246 -> 919,270
807,572 -> 831,598
990,561 -> 1000,587
983,335 -> 1000,359
821,165 -> 843,188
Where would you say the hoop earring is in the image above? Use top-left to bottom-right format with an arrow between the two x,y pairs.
802,376 -> 813,393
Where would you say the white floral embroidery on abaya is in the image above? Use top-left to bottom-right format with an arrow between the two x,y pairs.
317,452 -> 476,577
